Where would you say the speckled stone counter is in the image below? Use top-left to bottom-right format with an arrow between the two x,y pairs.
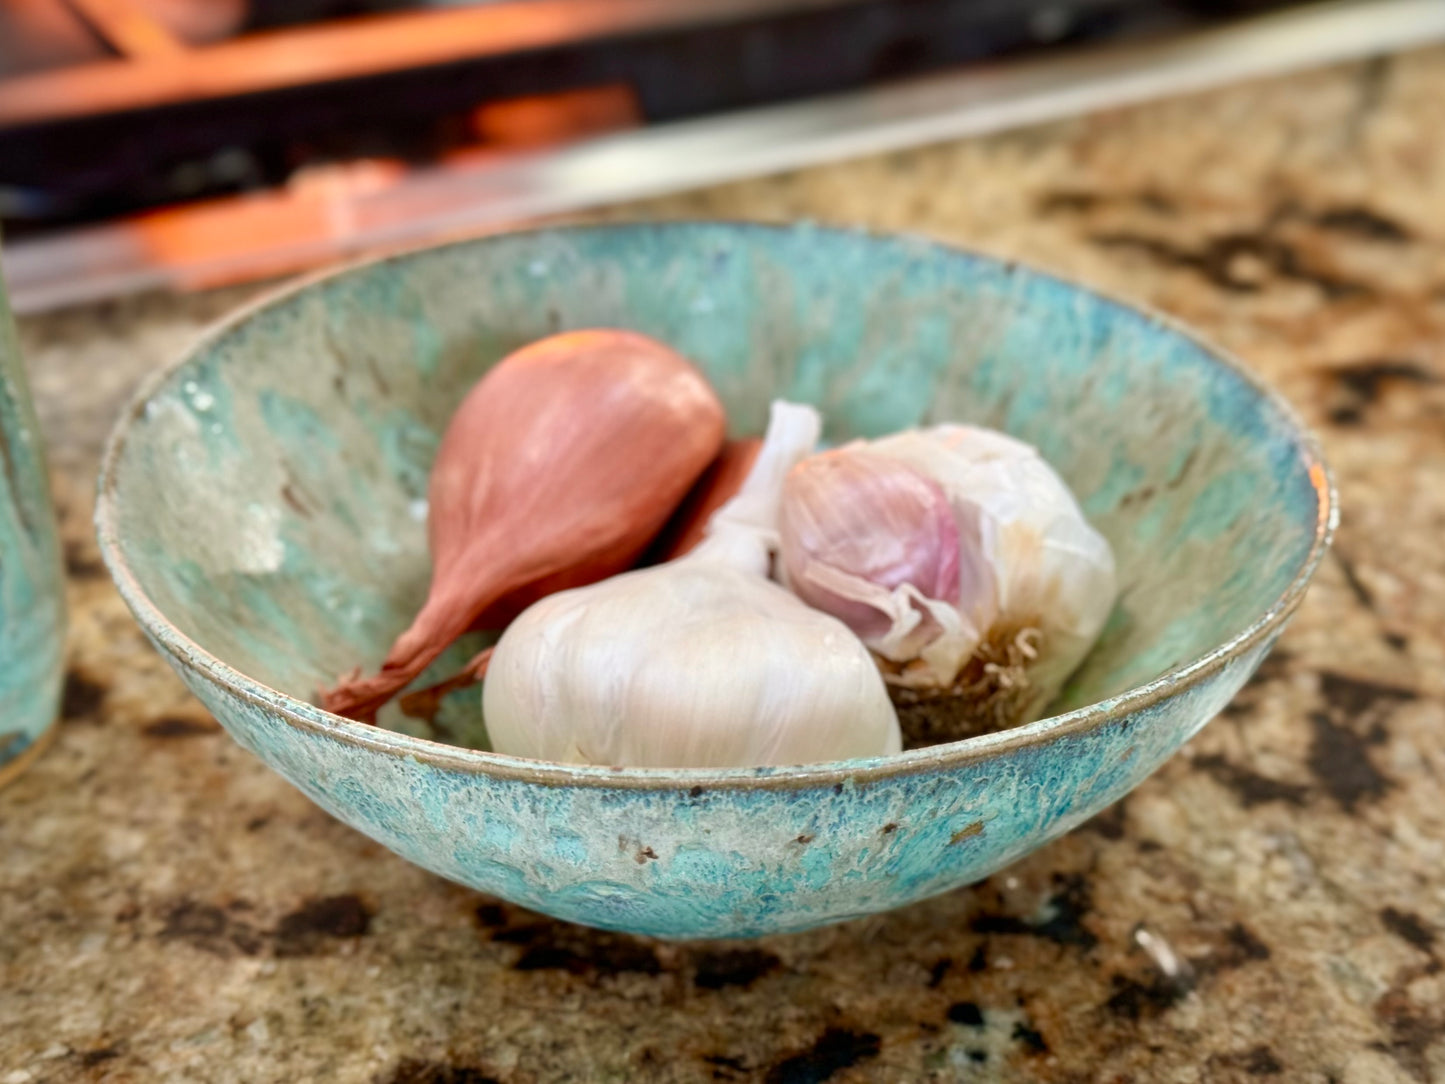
3,46 -> 1444,1084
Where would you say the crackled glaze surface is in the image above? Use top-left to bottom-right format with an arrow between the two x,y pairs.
96,224 -> 1327,938
0,268 -> 65,781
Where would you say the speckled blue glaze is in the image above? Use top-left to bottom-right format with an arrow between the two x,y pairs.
0,263 -> 66,782
96,223 -> 1333,938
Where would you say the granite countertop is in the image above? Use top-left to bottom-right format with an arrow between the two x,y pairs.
3,44 -> 1444,1084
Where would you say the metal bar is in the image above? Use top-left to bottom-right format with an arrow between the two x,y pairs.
7,0 -> 1444,312
61,0 -> 188,60
0,0 -> 865,126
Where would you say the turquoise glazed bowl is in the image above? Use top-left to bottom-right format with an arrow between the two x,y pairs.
96,223 -> 1333,939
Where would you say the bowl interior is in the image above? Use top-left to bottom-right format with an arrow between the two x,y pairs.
103,223 -> 1324,749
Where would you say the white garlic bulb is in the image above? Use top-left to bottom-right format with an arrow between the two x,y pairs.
780,424 -> 1116,724
483,401 -> 903,768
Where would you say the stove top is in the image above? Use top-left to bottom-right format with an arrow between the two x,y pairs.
0,0 -> 1297,233
2,0 -> 1437,310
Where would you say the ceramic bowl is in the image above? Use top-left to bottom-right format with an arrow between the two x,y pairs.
96,223 -> 1333,938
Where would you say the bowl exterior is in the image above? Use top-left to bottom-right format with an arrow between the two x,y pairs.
157,631 -> 1273,939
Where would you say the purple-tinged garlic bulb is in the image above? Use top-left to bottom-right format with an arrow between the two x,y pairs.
780,425 -> 1116,743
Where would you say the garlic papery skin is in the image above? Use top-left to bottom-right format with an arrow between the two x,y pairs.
482,401 -> 903,769
779,424 -> 1116,727
780,451 -> 978,676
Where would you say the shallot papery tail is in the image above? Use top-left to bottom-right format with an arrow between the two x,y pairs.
397,646 -> 494,722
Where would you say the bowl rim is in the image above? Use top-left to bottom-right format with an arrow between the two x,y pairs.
94,219 -> 1337,791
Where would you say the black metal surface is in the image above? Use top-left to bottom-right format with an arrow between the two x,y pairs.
0,0 -> 1307,233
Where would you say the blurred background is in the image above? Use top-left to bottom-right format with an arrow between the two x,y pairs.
1,0 -> 1437,310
